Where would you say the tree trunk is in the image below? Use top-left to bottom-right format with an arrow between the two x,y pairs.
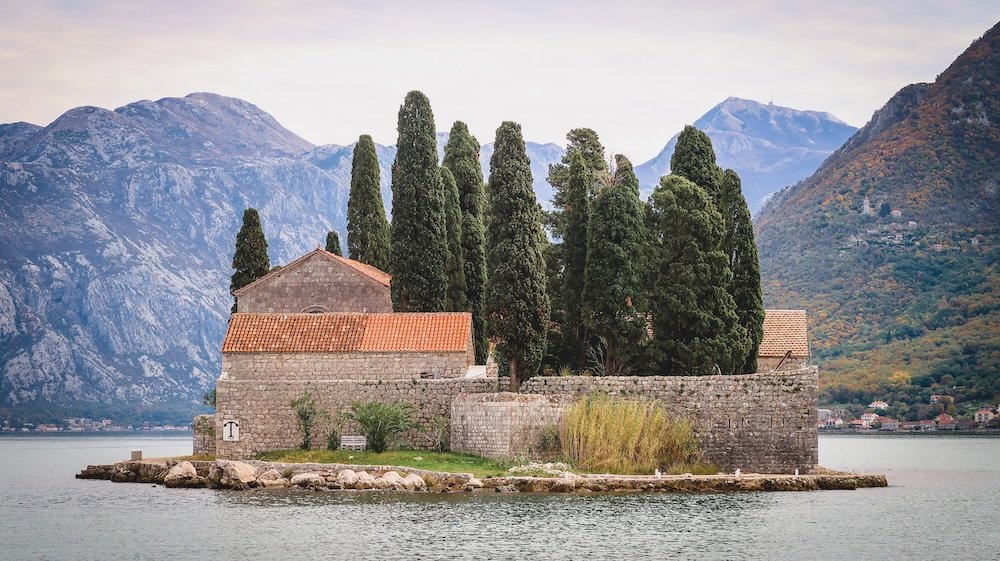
509,356 -> 520,393
606,337 -> 617,376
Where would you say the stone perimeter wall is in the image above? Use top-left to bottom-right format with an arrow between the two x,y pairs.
193,414 -> 216,456
223,351 -> 471,381
518,367 -> 819,474
450,393 -> 569,460
215,378 -> 498,459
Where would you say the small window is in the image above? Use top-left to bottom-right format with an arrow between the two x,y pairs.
301,305 -> 330,314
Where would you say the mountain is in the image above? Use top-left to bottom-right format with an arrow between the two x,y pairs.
635,97 -> 858,211
755,23 -> 1000,412
0,93 -> 563,421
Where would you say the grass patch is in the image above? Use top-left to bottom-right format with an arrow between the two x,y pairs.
255,449 -> 510,478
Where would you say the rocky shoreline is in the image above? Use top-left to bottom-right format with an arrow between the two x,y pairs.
76,459 -> 888,493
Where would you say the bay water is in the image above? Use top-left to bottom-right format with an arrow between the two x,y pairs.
0,433 -> 996,560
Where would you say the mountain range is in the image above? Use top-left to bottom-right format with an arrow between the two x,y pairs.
1,87 -> 866,422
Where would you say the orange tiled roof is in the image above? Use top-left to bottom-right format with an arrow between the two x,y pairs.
232,248 -> 390,296
759,309 -> 809,357
222,312 -> 471,353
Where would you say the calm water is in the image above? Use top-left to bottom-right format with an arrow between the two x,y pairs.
0,434 -> 997,560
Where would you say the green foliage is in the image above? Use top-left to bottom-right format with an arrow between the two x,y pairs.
546,128 -> 607,237
878,201 -> 892,217
582,155 -> 648,369
324,230 -> 343,256
347,134 -> 391,270
718,170 -> 764,372
420,416 -> 450,453
230,207 -> 270,312
389,91 -> 448,311
345,401 -> 416,453
670,125 -> 722,199
290,391 -> 320,450
441,166 -> 468,311
647,175 -> 749,375
256,449 -> 509,478
485,121 -> 550,391
558,393 -> 702,474
202,388 -> 216,408
559,150 -> 591,369
443,121 -> 489,362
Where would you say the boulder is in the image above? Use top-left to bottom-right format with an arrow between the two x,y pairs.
336,469 -> 360,488
164,461 -> 200,488
401,473 -> 426,491
466,477 -> 484,488
375,471 -> 404,490
355,471 -> 375,489
551,478 -> 576,493
257,469 -> 289,489
290,473 -> 325,489
220,461 -> 258,490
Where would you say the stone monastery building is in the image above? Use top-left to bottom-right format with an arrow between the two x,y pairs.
202,248 -> 818,474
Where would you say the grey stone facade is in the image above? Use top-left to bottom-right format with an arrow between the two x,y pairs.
222,351 -> 472,381
757,355 -> 809,372
450,393 -> 569,460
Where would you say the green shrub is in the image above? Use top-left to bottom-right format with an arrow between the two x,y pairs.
558,392 -> 701,474
290,391 -> 319,450
345,401 -> 416,453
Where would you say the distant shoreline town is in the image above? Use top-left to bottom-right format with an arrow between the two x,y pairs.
818,398 -> 999,433
1,418 -> 191,433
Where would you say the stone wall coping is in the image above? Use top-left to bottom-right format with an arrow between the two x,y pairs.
453,392 -> 571,404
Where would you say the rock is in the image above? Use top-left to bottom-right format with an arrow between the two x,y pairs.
290,473 -> 325,489
256,469 -> 288,488
494,484 -> 518,493
401,473 -> 426,491
207,462 -> 225,485
220,461 -> 258,490
466,477 -> 483,488
355,471 -> 375,489
164,461 -> 200,488
375,471 -> 404,490
336,469 -> 359,488
551,478 -> 576,493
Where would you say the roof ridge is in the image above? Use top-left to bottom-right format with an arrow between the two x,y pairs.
232,248 -> 391,296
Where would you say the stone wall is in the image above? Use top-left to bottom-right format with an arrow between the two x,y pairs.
215,377 -> 500,459
237,254 -> 391,314
451,393 -> 569,460
518,368 -> 819,474
757,356 -> 808,372
223,351 -> 471,381
192,414 -> 216,456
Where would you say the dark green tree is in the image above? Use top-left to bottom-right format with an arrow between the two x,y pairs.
647,175 -> 749,375
389,91 -> 447,311
347,134 -> 391,270
325,230 -> 343,256
230,207 -> 270,313
485,121 -> 550,391
718,170 -> 764,372
670,125 -> 722,199
545,128 -> 606,237
441,166 -> 468,311
879,201 -> 892,217
581,155 -> 648,373
443,121 -> 488,362
559,150 -> 592,368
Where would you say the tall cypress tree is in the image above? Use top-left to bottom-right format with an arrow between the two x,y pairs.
347,134 -> 391,270
325,230 -> 343,256
230,207 -> 270,313
441,166 -> 468,311
546,128 -> 606,237
389,91 -> 447,311
581,155 -> 648,372
670,125 -> 722,200
647,175 -> 749,375
559,151 -> 591,368
486,121 -> 549,391
719,169 -> 764,372
443,121 -> 488,362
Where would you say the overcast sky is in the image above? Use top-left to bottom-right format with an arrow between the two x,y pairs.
1,1 -> 997,162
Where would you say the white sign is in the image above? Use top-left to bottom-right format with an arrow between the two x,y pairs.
222,419 -> 240,442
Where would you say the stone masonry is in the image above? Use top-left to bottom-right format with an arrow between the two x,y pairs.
222,351 -> 472,381
451,393 -> 569,460
193,414 -> 216,456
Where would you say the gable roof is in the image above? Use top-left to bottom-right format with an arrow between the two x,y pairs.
232,248 -> 390,297
222,312 -> 471,353
759,309 -> 809,357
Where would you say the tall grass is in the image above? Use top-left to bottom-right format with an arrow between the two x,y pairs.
558,393 -> 702,474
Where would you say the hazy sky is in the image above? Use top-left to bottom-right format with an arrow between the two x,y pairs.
1,1 -> 997,161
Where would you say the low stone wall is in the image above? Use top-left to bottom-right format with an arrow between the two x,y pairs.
519,367 -> 819,474
222,351 -> 472,381
215,377 -> 500,459
757,356 -> 808,372
193,414 -> 216,456
451,393 -> 569,460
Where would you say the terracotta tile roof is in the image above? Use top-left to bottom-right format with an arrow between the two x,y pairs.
232,248 -> 390,296
759,309 -> 809,357
222,312 -> 471,353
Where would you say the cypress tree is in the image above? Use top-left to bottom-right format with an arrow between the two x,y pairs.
719,169 -> 764,372
647,175 -> 748,375
670,125 -> 722,199
581,155 -> 648,373
230,208 -> 270,313
325,230 -> 343,256
389,91 -> 447,311
546,128 -> 606,237
485,121 -> 550,391
347,134 -> 391,270
443,121 -> 488,362
559,150 -> 591,368
441,166 -> 468,311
